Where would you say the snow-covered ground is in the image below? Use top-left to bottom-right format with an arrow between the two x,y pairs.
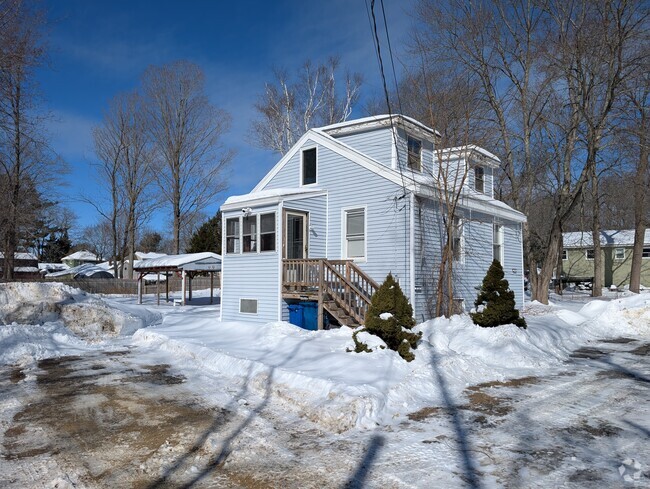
0,282 -> 648,488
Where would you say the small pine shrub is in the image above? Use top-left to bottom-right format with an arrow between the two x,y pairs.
355,273 -> 422,362
471,260 -> 527,329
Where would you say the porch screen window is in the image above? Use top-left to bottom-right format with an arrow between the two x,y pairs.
242,215 -> 257,253
302,148 -> 317,185
407,135 -> 422,171
615,248 -> 625,260
452,216 -> 463,262
493,224 -> 503,262
475,167 -> 485,193
586,249 -> 595,260
260,213 -> 276,252
225,218 -> 240,254
345,208 -> 365,259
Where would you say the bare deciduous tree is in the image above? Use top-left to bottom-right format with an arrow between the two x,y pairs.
251,56 -> 363,155
0,0 -> 63,278
142,60 -> 233,254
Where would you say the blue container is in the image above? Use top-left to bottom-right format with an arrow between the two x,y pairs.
302,302 -> 318,331
288,304 -> 303,328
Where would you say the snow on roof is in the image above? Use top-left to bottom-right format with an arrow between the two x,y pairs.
436,145 -> 501,164
563,229 -> 650,248
318,114 -> 442,137
135,252 -> 168,261
222,187 -> 324,208
0,252 -> 37,261
133,252 -> 221,271
14,266 -> 40,273
47,263 -> 115,279
62,250 -> 100,262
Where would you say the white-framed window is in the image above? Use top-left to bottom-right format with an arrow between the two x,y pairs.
614,248 -> 625,260
259,213 -> 276,252
225,218 -> 240,254
301,147 -> 317,185
344,207 -> 366,260
239,298 -> 258,314
642,247 -> 650,258
242,215 -> 257,253
474,166 -> 485,193
493,224 -> 504,263
586,249 -> 595,260
452,216 -> 464,263
407,135 -> 422,171
562,249 -> 568,261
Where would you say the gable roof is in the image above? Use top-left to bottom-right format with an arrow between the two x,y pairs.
249,117 -> 525,222
563,229 -> 650,248
62,250 -> 99,262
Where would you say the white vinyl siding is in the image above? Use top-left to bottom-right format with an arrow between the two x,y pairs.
335,128 -> 394,167
261,143 -> 410,290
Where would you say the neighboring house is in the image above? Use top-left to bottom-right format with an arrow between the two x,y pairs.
0,252 -> 40,278
220,114 -> 526,328
562,229 -> 650,288
61,250 -> 101,268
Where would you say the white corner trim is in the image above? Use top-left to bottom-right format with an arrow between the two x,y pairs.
277,199 -> 284,321
409,192 -> 415,307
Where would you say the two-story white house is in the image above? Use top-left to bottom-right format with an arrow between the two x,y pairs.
220,115 -> 526,329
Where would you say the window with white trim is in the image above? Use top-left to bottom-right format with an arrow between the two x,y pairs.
242,215 -> 257,253
225,218 -> 240,254
452,216 -> 464,262
407,135 -> 422,171
344,208 -> 365,259
475,166 -> 485,193
586,249 -> 595,260
642,247 -> 650,258
260,213 -> 276,252
302,148 -> 317,185
562,249 -> 568,260
493,224 -> 504,263
239,298 -> 258,314
614,248 -> 625,260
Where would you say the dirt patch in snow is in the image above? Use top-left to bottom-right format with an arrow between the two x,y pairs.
2,354 -> 235,488
629,342 -> 650,356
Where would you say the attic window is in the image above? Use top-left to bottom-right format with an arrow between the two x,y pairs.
407,135 -> 422,171
562,249 -> 568,260
302,148 -> 317,185
474,166 -> 485,193
614,248 -> 625,260
642,247 -> 650,258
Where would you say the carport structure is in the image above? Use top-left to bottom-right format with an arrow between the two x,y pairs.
133,252 -> 221,306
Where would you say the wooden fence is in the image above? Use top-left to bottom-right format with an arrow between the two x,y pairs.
1,274 -> 220,296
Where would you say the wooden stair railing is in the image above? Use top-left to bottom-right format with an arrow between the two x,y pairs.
282,259 -> 379,327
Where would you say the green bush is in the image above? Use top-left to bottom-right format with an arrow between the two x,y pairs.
471,260 -> 527,329
354,273 -> 421,362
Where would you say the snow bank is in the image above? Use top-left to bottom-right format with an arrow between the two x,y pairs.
132,294 -> 650,431
0,282 -> 160,342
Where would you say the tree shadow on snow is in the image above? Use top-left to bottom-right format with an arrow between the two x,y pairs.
342,434 -> 385,488
146,334 -> 319,488
428,350 -> 483,489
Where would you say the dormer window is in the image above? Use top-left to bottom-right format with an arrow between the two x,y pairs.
407,135 -> 422,171
474,166 -> 485,193
302,148 -> 317,185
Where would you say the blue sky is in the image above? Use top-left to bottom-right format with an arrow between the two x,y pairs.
39,0 -> 415,237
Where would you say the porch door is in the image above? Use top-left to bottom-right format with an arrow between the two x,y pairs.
285,211 -> 308,259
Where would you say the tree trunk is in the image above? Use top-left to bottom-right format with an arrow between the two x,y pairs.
630,109 -> 648,293
590,163 -> 603,297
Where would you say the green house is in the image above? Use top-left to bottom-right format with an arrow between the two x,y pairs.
562,230 -> 650,288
